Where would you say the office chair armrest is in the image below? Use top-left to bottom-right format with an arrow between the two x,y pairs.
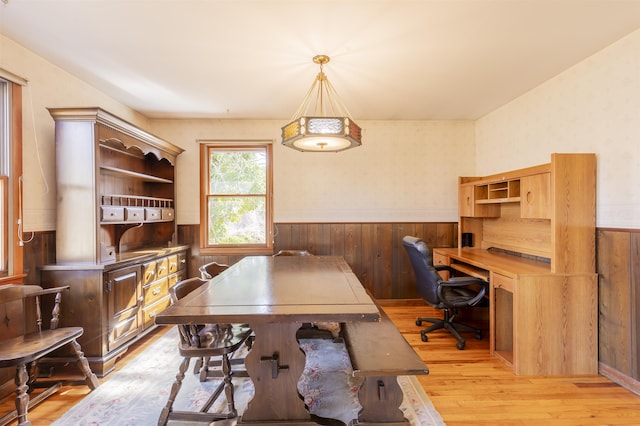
438,277 -> 487,306
434,265 -> 456,273
442,277 -> 485,286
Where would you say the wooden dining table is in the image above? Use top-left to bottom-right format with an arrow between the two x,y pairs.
155,255 -> 380,425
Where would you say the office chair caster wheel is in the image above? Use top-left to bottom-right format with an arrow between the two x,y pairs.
420,332 -> 428,342
475,331 -> 483,340
456,341 -> 465,350
416,319 -> 422,326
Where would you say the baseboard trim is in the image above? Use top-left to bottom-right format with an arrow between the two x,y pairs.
599,362 -> 640,396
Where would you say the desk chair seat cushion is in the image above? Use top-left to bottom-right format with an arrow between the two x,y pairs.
437,278 -> 487,308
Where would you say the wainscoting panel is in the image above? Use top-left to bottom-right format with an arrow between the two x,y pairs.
597,229 -> 640,395
179,222 -> 457,299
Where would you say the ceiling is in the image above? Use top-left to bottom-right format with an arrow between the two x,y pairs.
2,0 -> 640,121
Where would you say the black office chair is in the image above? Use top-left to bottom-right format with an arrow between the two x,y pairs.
402,236 -> 487,350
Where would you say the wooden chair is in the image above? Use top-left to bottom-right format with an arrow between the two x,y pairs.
0,284 -> 99,426
198,261 -> 229,280
196,261 -> 239,377
273,249 -> 313,256
158,278 -> 252,425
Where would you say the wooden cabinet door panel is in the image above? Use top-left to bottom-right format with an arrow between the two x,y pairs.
459,184 -> 475,217
106,265 -> 141,350
520,173 -> 551,219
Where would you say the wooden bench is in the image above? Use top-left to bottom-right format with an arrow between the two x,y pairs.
0,284 -> 99,426
342,307 -> 429,425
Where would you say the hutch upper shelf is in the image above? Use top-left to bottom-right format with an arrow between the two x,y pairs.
48,107 -> 184,264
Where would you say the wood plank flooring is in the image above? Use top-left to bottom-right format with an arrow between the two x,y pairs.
382,303 -> 640,426
2,302 -> 640,425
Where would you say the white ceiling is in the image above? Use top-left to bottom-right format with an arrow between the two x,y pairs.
2,0 -> 640,120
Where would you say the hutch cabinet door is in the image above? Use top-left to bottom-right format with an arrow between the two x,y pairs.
106,265 -> 142,351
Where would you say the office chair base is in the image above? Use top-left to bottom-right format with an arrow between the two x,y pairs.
416,314 -> 482,350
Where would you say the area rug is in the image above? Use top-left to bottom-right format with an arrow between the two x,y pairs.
53,327 -> 445,426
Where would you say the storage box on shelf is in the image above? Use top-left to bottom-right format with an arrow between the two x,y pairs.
41,108 -> 187,376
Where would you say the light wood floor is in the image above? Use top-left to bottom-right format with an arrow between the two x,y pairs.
2,302 -> 640,425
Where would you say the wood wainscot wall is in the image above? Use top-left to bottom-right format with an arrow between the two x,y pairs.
14,226 -> 640,396
597,228 -> 640,395
179,222 -> 458,300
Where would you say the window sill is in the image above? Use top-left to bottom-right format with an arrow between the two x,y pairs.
0,273 -> 27,285
199,247 -> 275,256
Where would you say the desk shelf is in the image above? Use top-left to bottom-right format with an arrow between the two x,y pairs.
475,180 -> 521,204
450,263 -> 489,281
458,153 -> 595,274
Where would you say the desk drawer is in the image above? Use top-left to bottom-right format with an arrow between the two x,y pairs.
433,252 -> 450,267
492,273 -> 514,292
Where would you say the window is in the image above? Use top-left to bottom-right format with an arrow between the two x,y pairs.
0,75 -> 24,280
200,142 -> 273,254
0,176 -> 6,272
0,79 -> 10,273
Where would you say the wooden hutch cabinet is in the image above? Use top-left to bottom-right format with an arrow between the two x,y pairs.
41,108 -> 187,376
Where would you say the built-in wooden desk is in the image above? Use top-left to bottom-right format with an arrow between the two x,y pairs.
433,247 -> 598,376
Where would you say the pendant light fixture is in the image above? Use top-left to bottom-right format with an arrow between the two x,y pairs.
281,55 -> 362,152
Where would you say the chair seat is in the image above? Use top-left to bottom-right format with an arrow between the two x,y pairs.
0,327 -> 84,367
178,324 -> 252,357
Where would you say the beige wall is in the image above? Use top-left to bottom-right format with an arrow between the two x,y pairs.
0,34 -> 146,232
476,28 -> 640,229
5,24 -> 640,230
149,119 -> 475,224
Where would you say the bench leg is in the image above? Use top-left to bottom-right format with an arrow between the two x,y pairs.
353,376 -> 408,425
14,363 -> 31,426
70,339 -> 100,390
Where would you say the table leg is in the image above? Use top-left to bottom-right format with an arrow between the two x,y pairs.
240,322 -> 311,424
356,376 -> 408,424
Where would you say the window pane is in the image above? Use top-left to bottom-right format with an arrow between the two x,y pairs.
209,150 -> 266,195
0,79 -> 7,272
207,196 -> 266,244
